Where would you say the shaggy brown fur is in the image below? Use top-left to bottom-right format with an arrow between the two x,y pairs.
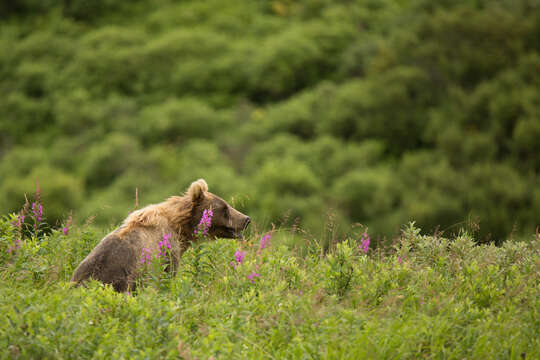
71,179 -> 250,292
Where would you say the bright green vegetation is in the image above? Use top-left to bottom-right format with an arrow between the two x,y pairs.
1,0 -> 540,242
1,216 -> 539,359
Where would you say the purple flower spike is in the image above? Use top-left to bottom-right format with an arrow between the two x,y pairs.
32,202 -> 43,222
360,229 -> 370,254
11,214 -> 25,228
259,233 -> 271,251
194,209 -> 213,236
141,248 -> 152,264
162,233 -> 172,249
234,250 -> 246,264
247,271 -> 260,283
156,233 -> 173,259
32,202 -> 43,230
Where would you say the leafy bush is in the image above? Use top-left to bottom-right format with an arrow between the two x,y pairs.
1,0 -> 539,241
63,0 -> 126,22
81,133 -> 144,189
135,98 -> 229,144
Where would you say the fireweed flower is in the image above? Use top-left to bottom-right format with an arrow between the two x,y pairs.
259,233 -> 271,251
140,248 -> 152,264
247,271 -> 260,283
157,233 -> 172,258
234,250 -> 246,264
32,202 -> 43,230
32,202 -> 43,222
231,250 -> 246,269
11,214 -> 25,228
63,214 -> 73,235
159,233 -> 172,249
194,209 -> 213,236
360,229 -> 370,254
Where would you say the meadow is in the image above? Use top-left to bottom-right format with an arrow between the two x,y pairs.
1,205 -> 538,359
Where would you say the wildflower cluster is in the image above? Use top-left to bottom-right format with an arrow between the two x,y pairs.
247,271 -> 260,283
230,250 -> 246,268
258,233 -> 271,252
360,229 -> 370,254
11,214 -> 25,228
157,233 -> 172,258
140,233 -> 173,265
140,248 -> 152,264
32,201 -> 43,231
194,209 -> 213,236
230,232 -> 272,283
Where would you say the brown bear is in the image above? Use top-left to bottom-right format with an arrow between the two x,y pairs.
71,179 -> 250,292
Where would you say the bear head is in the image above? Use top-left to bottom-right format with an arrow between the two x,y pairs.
188,179 -> 250,239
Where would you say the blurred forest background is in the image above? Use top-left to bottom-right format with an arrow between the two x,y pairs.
1,0 -> 539,243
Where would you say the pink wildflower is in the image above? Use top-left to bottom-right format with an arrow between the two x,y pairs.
141,248 -> 152,264
32,202 -> 43,230
234,250 -> 246,264
230,250 -> 246,269
157,233 -> 172,258
194,209 -> 213,236
247,271 -> 260,283
11,214 -> 25,228
159,233 -> 172,249
360,229 -> 370,254
259,233 -> 271,251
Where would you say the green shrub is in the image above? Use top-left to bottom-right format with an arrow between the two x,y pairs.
81,133 -> 144,189
135,98 -> 228,144
1,0 -> 539,247
323,240 -> 358,297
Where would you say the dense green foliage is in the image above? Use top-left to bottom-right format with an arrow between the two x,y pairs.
1,216 -> 539,358
1,0 -> 539,241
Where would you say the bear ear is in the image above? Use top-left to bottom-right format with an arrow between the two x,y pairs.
187,179 -> 208,203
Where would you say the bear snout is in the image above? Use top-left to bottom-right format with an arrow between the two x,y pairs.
243,217 -> 251,230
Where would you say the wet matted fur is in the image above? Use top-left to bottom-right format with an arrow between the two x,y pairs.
71,179 -> 250,292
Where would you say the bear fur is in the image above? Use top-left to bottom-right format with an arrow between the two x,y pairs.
71,179 -> 250,292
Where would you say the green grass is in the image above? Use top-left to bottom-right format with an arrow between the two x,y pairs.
1,217 -> 539,359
